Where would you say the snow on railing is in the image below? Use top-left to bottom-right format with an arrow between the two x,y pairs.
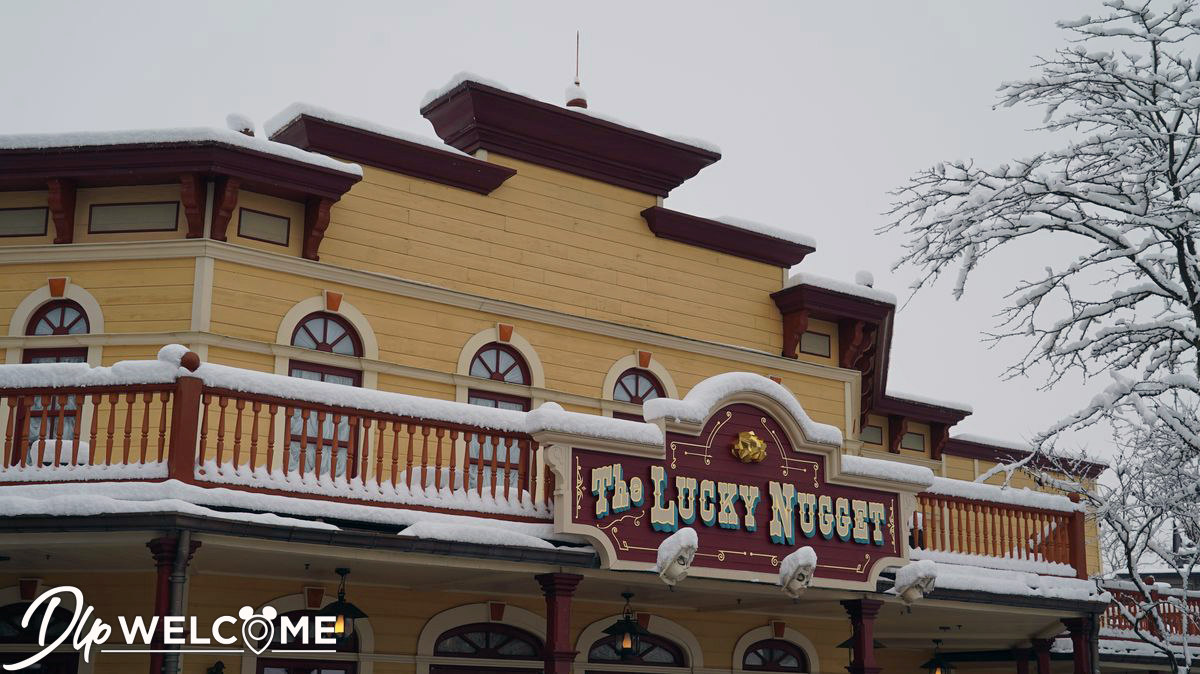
1102,585 -> 1200,639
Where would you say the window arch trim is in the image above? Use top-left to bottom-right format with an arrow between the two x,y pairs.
741,638 -> 809,671
275,296 -> 379,361
469,342 -> 531,386
612,368 -> 666,405
455,327 -> 545,391
731,626 -> 820,674
25,299 -> 89,337
291,311 -> 364,357
433,622 -> 543,660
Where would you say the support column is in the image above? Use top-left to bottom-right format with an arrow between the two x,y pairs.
536,573 -> 583,674
1062,617 -> 1097,674
1014,647 -> 1030,674
841,599 -> 884,674
1031,639 -> 1053,674
147,537 -> 176,674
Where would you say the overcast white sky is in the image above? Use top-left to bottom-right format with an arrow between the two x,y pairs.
0,0 -> 1114,456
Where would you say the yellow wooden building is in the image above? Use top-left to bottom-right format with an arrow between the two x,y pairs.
0,76 -> 1140,674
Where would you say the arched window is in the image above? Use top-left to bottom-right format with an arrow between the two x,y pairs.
431,623 -> 542,672
288,312 -> 363,479
588,632 -> 686,667
612,368 -> 664,422
613,368 -> 664,404
742,638 -> 809,671
469,343 -> 530,385
0,602 -> 79,672
19,301 -> 91,466
466,343 -> 532,494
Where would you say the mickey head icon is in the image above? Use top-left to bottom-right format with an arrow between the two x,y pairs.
239,606 -> 278,655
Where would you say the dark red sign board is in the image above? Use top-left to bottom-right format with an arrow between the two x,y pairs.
565,404 -> 902,586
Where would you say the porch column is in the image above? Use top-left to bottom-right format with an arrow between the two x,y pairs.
1062,616 -> 1097,674
536,573 -> 583,674
841,599 -> 884,674
1014,647 -> 1030,674
1031,638 -> 1052,674
146,536 -> 201,674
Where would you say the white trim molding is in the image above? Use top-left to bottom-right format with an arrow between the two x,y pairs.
6,281 -> 104,366
454,326 -> 546,407
415,602 -> 546,674
600,352 -> 679,418
574,612 -> 704,670
730,624 -> 821,674
274,295 -> 380,389
238,591 -> 375,674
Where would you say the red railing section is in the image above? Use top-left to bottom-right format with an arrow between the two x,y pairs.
911,491 -> 1089,578
1103,586 -> 1200,639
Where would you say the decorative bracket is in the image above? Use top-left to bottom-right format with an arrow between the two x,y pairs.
887,414 -> 906,454
210,176 -> 240,241
46,179 -> 76,244
303,197 -> 334,261
179,173 -> 207,238
780,310 -> 810,359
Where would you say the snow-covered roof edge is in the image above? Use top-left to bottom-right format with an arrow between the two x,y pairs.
643,372 -> 843,447
840,454 -> 934,488
419,72 -> 722,155
712,215 -> 817,248
0,126 -> 361,176
885,389 -> 974,413
263,102 -> 468,157
785,272 -> 898,305
926,476 -> 1081,512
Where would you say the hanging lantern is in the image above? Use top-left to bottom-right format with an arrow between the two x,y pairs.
602,592 -> 651,660
318,568 -> 367,642
921,639 -> 955,674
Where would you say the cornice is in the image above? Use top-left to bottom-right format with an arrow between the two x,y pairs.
641,206 -> 815,268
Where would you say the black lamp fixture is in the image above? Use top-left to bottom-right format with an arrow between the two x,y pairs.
318,568 -> 367,641
921,639 -> 955,674
602,592 -> 651,661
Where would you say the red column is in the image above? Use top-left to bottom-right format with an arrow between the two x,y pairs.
841,599 -> 884,674
1062,617 -> 1096,674
146,536 -> 201,674
535,573 -> 583,674
1014,647 -> 1030,674
1031,639 -> 1052,674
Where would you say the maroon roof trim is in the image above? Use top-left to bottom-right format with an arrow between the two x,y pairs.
942,437 -> 1107,479
641,206 -> 815,267
771,283 -> 893,322
268,114 -> 515,195
0,143 -> 360,201
420,80 -> 721,196
873,395 -> 970,425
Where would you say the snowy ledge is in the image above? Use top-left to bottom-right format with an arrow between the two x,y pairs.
784,272 -> 898,305
885,389 -> 974,413
930,561 -> 1107,603
264,102 -> 468,157
840,454 -> 934,488
925,476 -> 1081,512
0,127 -> 361,176
712,215 -> 817,248
642,372 -> 842,447
910,547 -> 1076,577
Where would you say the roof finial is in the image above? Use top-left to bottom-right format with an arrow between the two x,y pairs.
566,31 -> 588,109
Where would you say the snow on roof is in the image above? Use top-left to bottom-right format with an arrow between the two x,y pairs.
0,126 -> 361,176
885,389 -> 974,413
784,271 -> 898,305
930,561 -> 1108,602
263,102 -> 468,157
926,476 -> 1081,512
643,372 -> 843,447
0,479 -> 575,542
398,521 -> 556,550
952,432 -> 1034,451
420,72 -> 723,155
712,215 -> 817,248
840,454 -> 935,487
911,548 -> 1077,577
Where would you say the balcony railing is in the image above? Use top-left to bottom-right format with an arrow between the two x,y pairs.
0,347 -> 1093,578
1103,585 -> 1200,639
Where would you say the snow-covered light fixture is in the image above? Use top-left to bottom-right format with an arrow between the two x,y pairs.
921,639 -> 955,674
654,527 -> 697,586
318,568 -> 367,642
893,559 -> 937,605
778,546 -> 816,598
603,592 -> 650,660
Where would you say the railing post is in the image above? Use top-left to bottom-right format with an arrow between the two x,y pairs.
167,352 -> 203,484
1067,493 -> 1088,579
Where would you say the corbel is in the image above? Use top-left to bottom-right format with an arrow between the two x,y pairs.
46,179 -> 76,244
887,414 -> 906,454
303,197 -> 334,261
209,175 -> 240,241
780,309 -> 810,359
929,422 -> 949,460
179,173 -> 207,238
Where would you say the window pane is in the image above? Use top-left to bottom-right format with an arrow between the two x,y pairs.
861,425 -> 884,445
238,208 -> 290,245
0,208 -> 47,237
799,331 -> 832,357
901,431 -> 926,451
89,202 -> 178,232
